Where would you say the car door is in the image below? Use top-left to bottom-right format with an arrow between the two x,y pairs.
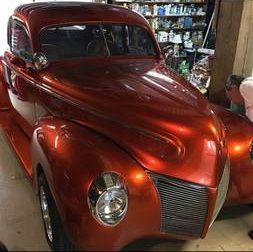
3,18 -> 37,138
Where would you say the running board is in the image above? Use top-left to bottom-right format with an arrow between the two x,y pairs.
0,111 -> 33,179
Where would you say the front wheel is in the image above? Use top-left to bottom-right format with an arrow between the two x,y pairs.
38,173 -> 76,251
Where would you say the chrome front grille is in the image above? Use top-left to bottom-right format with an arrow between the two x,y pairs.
148,172 -> 209,237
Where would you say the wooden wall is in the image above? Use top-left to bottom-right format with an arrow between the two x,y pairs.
209,0 -> 244,105
233,0 -> 253,76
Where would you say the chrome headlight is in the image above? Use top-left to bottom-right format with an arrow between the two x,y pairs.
88,172 -> 128,226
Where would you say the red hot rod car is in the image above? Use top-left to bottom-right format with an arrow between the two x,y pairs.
0,2 -> 253,251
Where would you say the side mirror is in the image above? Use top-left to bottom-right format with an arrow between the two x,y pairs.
161,45 -> 174,61
161,51 -> 166,60
10,56 -> 26,68
33,52 -> 49,71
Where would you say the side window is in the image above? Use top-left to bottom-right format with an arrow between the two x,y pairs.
127,26 -> 155,56
102,24 -> 156,56
8,19 -> 32,61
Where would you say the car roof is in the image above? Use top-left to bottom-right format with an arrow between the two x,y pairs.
13,2 -> 151,51
14,2 -> 149,31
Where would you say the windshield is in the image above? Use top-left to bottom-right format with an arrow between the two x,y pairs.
40,24 -> 157,61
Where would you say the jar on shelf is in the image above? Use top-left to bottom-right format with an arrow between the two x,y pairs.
158,31 -> 169,43
168,30 -> 175,42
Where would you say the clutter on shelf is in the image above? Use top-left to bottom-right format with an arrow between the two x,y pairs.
113,0 -> 212,82
130,3 -> 206,17
190,54 -> 214,95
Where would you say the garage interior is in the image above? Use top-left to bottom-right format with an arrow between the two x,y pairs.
1,126 -> 253,251
1,0 -> 253,251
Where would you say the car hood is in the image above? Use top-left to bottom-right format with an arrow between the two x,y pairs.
40,59 -> 226,187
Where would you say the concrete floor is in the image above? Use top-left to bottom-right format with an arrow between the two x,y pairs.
1,129 -> 253,251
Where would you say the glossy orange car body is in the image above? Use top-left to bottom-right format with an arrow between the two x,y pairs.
0,2 -> 253,251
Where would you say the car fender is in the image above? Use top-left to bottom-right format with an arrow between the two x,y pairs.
31,115 -> 160,250
211,104 -> 253,205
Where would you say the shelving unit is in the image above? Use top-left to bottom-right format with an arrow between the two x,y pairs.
115,1 -> 206,4
156,26 -> 206,31
113,0 -> 209,78
144,14 -> 206,17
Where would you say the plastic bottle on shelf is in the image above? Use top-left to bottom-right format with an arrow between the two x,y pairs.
153,4 -> 158,15
165,4 -> 171,16
179,4 -> 184,15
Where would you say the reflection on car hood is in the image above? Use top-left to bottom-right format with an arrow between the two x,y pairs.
40,59 -> 226,187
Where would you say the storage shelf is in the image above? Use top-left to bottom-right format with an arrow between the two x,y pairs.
115,1 -> 207,4
144,14 -> 206,17
114,0 -> 209,74
155,26 -> 206,31
159,41 -> 201,45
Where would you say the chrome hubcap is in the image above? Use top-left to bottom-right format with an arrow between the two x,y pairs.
40,185 -> 53,243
